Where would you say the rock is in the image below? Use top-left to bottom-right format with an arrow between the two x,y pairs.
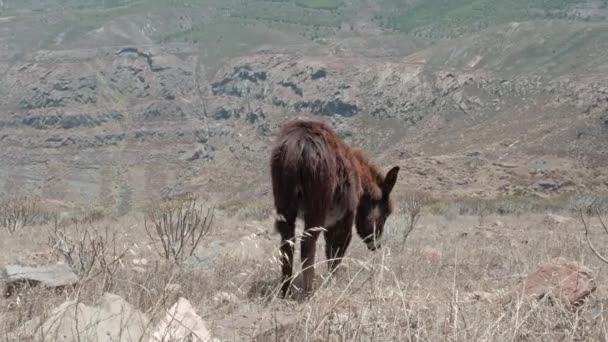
165,283 -> 182,294
586,299 -> 608,321
141,101 -> 185,121
421,246 -> 443,264
18,75 -> 97,110
212,291 -> 239,306
522,257 -> 595,307
463,291 -> 500,303
532,179 -> 560,192
149,297 -> 220,342
13,293 -> 149,341
132,266 -> 146,274
213,106 -> 238,120
492,220 -> 504,227
575,96 -> 594,113
3,263 -> 78,297
543,213 -> 572,225
132,258 -> 149,266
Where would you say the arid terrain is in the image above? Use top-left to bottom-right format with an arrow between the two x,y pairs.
1,0 -> 608,341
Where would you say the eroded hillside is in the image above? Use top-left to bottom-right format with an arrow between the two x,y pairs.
0,0 -> 607,214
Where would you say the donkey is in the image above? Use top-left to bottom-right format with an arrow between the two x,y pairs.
270,119 -> 400,298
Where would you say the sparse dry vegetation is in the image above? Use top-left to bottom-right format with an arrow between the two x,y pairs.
46,217 -> 130,291
3,191 -> 608,341
399,191 -> 432,244
144,195 -> 215,263
0,194 -> 43,234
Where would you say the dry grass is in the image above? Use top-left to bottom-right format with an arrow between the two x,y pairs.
1,197 -> 608,341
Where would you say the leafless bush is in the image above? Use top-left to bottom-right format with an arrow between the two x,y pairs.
399,191 -> 432,244
144,195 -> 214,263
580,208 -> 608,264
0,194 -> 43,234
47,216 -> 129,291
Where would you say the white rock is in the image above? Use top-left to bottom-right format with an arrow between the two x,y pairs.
132,258 -> 149,266
544,213 -> 571,225
14,293 -> 149,342
212,291 -> 238,306
150,297 -> 220,342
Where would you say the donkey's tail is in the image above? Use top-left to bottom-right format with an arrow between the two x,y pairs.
271,133 -> 336,226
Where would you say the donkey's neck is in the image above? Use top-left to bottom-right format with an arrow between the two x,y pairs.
351,149 -> 384,200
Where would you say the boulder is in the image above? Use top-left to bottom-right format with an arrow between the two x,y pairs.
212,291 -> 239,306
149,297 -> 220,342
14,293 -> 149,341
523,257 -> 595,307
543,213 -> 571,225
3,263 -> 78,297
421,246 -> 443,265
462,290 -> 501,304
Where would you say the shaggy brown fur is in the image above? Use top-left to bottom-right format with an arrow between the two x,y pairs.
270,119 -> 400,298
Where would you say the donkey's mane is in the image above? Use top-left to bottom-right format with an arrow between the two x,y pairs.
350,148 -> 384,199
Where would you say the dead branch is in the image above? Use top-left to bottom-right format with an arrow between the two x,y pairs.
580,209 -> 608,264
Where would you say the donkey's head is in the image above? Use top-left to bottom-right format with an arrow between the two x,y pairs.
355,166 -> 400,251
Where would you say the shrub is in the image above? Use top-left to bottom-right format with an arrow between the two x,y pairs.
399,191 -> 432,244
47,216 -> 129,291
0,194 -> 43,234
144,194 -> 214,263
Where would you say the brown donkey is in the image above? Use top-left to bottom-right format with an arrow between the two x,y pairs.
270,119 -> 400,298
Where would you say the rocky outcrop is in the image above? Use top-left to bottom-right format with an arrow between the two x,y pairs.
206,53 -> 608,129
1,46 -> 607,211
17,76 -> 97,110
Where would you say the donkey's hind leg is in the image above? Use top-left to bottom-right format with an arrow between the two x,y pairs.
300,212 -> 327,297
275,207 -> 297,298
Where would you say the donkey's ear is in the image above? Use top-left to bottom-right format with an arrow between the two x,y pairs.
382,166 -> 400,198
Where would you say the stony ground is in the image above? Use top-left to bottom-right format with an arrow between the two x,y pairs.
2,199 -> 608,341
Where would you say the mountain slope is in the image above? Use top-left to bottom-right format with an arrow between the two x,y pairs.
0,1 -> 607,214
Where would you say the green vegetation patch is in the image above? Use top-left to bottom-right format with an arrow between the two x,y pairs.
385,0 -> 602,37
295,0 -> 340,10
